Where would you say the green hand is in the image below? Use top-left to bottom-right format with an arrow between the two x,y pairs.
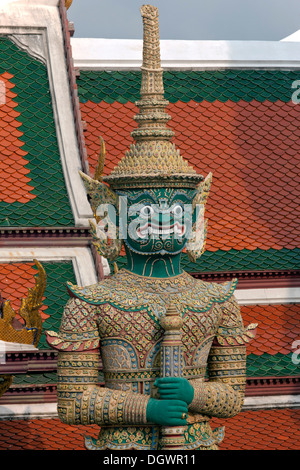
154,377 -> 194,405
146,398 -> 188,426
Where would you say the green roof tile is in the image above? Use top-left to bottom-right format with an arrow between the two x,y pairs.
77,70 -> 300,104
0,37 -> 74,227
247,353 -> 300,377
181,248 -> 300,273
113,248 -> 300,274
12,371 -> 58,386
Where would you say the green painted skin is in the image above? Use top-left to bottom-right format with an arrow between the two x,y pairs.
113,187 -> 197,424
124,246 -> 183,278
117,187 -> 197,278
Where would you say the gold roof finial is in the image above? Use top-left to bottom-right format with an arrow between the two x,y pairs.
65,0 -> 73,10
103,5 -> 203,189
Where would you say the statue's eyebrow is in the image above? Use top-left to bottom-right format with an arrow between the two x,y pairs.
168,190 -> 197,204
126,191 -> 158,204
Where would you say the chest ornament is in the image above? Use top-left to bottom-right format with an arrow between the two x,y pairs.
66,270 -> 237,324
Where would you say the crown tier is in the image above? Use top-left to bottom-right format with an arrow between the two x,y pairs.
104,5 -> 202,189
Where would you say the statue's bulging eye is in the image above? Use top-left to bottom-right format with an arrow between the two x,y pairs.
172,204 -> 184,217
140,205 -> 154,217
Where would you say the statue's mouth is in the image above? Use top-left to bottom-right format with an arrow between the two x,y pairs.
136,221 -> 185,238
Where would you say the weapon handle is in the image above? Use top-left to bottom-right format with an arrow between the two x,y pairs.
160,305 -> 186,450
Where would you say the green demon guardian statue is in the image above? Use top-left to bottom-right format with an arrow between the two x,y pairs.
46,5 -> 256,450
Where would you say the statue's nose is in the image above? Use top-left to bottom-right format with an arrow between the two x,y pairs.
152,211 -> 172,227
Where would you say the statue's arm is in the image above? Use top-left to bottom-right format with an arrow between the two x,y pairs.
188,297 -> 256,418
46,298 -> 149,426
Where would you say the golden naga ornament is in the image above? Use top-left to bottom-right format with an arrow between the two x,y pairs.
0,376 -> 13,398
0,259 -> 46,347
65,0 -> 73,10
0,259 -> 47,398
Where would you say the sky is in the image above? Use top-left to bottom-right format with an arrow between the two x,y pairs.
67,0 -> 300,41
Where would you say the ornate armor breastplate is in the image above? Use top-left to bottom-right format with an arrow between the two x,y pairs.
65,270 -> 237,396
98,303 -> 217,395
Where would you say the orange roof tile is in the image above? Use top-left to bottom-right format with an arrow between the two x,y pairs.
80,99 -> 300,252
242,304 -> 300,356
0,418 -> 91,450
0,73 -> 36,204
212,408 -> 300,450
0,263 -> 48,323
81,100 -> 137,176
0,408 -> 298,450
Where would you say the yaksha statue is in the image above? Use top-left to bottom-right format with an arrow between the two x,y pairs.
46,5 -> 256,451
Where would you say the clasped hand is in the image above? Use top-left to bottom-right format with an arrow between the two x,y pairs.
146,377 -> 194,426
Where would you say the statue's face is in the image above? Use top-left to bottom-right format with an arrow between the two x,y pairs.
117,188 -> 197,255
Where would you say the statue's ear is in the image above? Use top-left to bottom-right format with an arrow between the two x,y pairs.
79,137 -> 122,264
80,171 -> 122,263
186,173 -> 212,263
79,171 -> 119,222
192,172 -> 212,210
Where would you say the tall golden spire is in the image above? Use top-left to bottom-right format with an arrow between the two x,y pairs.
104,5 -> 203,190
131,5 -> 174,143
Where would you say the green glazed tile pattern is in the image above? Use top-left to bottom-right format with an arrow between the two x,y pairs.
39,261 -> 77,349
247,353 -> 299,377
113,248 -> 300,274
77,70 -> 299,104
0,37 -> 74,227
12,372 -> 58,386
180,248 -> 300,273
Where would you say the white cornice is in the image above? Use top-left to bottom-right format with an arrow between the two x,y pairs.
71,38 -> 300,70
0,0 -> 59,7
243,394 -> 300,410
0,403 -> 58,420
0,247 -> 102,286
235,287 -> 300,305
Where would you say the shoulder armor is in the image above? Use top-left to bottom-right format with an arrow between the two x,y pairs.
215,296 -> 258,346
66,273 -> 238,306
46,297 -> 100,352
64,271 -> 239,327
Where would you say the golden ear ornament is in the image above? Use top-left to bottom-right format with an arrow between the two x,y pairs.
79,138 -> 122,262
89,219 -> 123,263
186,173 -> 213,262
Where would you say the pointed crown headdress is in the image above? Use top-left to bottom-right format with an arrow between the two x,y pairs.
103,4 -> 203,190
79,5 -> 212,263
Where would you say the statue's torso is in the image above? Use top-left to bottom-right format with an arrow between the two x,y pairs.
98,298 -> 220,397
67,269 -> 237,394
64,270 -> 238,450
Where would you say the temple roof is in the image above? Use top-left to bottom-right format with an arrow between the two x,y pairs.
0,37 -> 74,227
77,68 -> 300,273
0,408 -> 299,450
0,1 -> 299,452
